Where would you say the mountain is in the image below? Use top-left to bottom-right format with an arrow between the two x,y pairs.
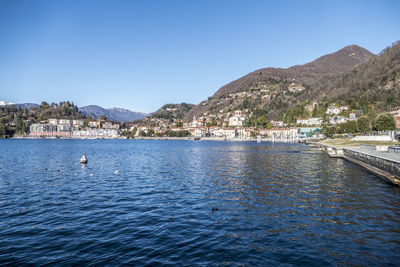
328,41 -> 400,111
0,101 -> 39,110
79,105 -> 147,122
0,101 -> 15,106
185,45 -> 375,121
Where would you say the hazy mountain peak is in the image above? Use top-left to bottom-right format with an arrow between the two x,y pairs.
79,105 -> 147,122
0,101 -> 15,106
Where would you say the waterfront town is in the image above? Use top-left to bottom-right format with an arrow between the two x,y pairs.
28,118 -> 120,139
25,104 -> 400,140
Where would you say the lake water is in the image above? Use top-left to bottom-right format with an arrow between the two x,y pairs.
1,139 -> 400,266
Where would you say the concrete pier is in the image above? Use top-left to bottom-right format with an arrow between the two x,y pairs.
316,143 -> 400,186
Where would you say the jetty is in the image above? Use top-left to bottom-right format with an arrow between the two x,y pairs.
316,143 -> 400,185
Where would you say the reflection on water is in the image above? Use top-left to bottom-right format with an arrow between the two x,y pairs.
0,139 -> 400,266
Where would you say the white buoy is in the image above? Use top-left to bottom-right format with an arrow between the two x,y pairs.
114,170 -> 120,174
80,154 -> 88,164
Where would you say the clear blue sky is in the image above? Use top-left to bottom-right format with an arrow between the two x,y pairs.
1,0 -> 399,113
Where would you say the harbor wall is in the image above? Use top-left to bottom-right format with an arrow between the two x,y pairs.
315,143 -> 400,185
342,148 -> 400,185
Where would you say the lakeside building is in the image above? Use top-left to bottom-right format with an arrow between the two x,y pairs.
88,121 -> 100,128
194,127 -> 208,137
29,119 -> 121,138
29,123 -> 72,138
213,128 -> 237,139
73,120 -> 84,128
299,127 -> 322,138
237,128 -> 251,139
72,128 -> 120,138
261,128 -> 299,139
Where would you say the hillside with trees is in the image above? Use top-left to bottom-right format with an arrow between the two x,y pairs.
0,101 -> 90,137
328,41 -> 400,112
185,45 -> 375,121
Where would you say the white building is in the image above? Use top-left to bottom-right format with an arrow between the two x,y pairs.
308,117 -> 323,125
189,116 -> 203,127
58,119 -> 71,125
213,128 -> 236,139
271,120 -> 284,128
102,122 -> 120,130
72,128 -> 120,138
237,128 -> 251,139
229,115 -> 244,127
326,105 -> 349,115
349,113 -> 357,121
48,119 -> 58,125
296,118 -> 309,125
194,127 -> 207,137
288,83 -> 305,93
88,121 -> 99,128
263,128 -> 299,139
390,107 -> 400,116
72,120 -> 84,127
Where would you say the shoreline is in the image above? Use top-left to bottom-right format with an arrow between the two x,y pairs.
6,136 -> 304,142
313,141 -> 400,186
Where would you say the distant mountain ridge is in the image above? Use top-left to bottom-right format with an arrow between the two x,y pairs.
0,101 -> 15,106
0,101 -> 39,110
79,105 -> 147,122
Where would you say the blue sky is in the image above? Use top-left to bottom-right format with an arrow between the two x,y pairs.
0,0 -> 399,113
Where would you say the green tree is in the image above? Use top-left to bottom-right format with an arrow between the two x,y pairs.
374,113 -> 396,131
357,116 -> 370,133
323,125 -> 337,138
130,127 -> 137,138
0,122 -> 6,137
147,129 -> 155,137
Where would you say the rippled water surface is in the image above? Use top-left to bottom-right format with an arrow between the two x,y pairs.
1,139 -> 400,266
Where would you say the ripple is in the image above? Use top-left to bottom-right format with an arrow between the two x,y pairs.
0,139 -> 400,265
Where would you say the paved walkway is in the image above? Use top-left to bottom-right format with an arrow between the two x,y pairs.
346,147 -> 400,163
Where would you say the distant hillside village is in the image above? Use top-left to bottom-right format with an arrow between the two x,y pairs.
1,100 -> 400,140
124,103 -> 400,141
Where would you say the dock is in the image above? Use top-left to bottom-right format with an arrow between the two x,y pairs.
316,143 -> 400,185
